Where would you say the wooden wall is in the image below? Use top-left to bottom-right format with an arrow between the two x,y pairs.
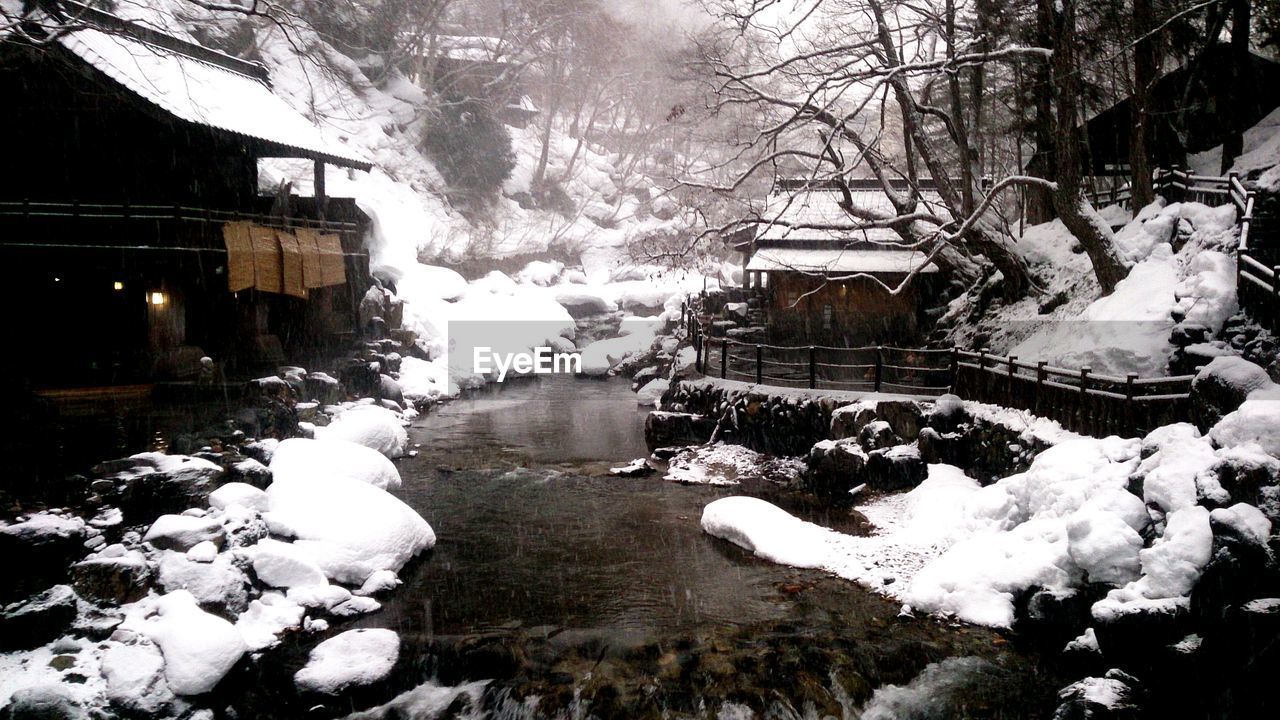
764,271 -> 928,345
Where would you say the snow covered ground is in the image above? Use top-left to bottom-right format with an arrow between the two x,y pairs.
949,198 -> 1239,376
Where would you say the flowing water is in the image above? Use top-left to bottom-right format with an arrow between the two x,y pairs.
230,375 -> 1062,718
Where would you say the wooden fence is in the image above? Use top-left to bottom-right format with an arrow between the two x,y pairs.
683,310 -> 1194,438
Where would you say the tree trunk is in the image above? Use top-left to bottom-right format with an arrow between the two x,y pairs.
1222,0 -> 1252,172
1044,0 -> 1129,295
1024,1 -> 1058,225
1129,0 -> 1158,209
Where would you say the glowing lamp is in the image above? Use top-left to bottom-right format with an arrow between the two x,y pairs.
113,281 -> 124,291
150,291 -> 167,306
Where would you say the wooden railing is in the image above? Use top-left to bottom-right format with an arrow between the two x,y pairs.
682,308 -> 1193,438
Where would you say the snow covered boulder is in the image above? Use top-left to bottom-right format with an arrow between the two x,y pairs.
701,496 -> 836,568
1190,356 -> 1274,430
316,406 -> 409,458
294,628 -> 400,695
270,438 -> 402,490
209,482 -> 270,512
864,445 -> 927,491
635,378 -> 669,407
157,551 -> 249,616
266,473 -> 435,585
94,452 -> 226,520
100,641 -> 176,717
245,538 -> 329,590
143,514 -> 225,552
1052,670 -> 1142,719
0,584 -> 78,650
1,513 -> 88,602
1209,445 -> 1280,525
555,289 -> 616,318
2,685 -> 85,720
1209,389 -> 1280,457
72,548 -> 152,604
643,411 -> 715,451
127,590 -> 247,696
805,439 -> 869,499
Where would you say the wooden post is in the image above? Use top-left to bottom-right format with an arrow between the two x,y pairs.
874,346 -> 883,392
695,334 -> 703,374
1007,355 -> 1018,405
755,344 -> 763,384
720,340 -> 728,380
949,347 -> 959,393
1080,366 -> 1090,394
1125,373 -> 1137,435
1274,266 -> 1280,303
314,160 -> 327,221
808,346 -> 816,389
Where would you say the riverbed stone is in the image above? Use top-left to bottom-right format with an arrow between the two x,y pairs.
857,420 -> 899,451
644,411 -> 715,451
304,372 -> 343,404
875,399 -> 925,440
864,445 -> 927,491
72,550 -> 152,604
0,514 -> 88,603
143,515 -> 225,552
0,585 -> 78,650
830,404 -> 877,440
1052,670 -> 1141,720
1,684 -> 85,720
157,551 -> 249,616
93,453 -> 226,522
805,439 -> 868,499
1189,356 -> 1273,431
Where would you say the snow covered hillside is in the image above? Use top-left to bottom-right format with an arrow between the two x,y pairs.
946,198 -> 1239,376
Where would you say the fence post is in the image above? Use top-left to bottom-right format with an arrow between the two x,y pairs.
874,346 -> 883,392
1080,366 -> 1090,395
808,346 -> 816,389
1125,373 -> 1137,435
1007,355 -> 1017,405
755,344 -> 763,384
949,347 -> 959,393
1274,266 -> 1280,303
720,340 -> 728,380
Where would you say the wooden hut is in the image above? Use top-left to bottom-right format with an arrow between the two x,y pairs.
0,6 -> 375,388
739,180 -> 942,346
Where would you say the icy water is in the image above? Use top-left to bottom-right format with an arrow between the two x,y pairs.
229,375 -> 1062,718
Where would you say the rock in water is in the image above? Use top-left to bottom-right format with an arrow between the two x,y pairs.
294,628 -> 400,694
125,590 -> 247,696
643,411 -> 715,451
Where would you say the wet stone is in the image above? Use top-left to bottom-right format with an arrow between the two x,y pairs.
0,585 -> 78,651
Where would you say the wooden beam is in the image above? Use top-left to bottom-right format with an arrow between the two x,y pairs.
314,160 -> 327,221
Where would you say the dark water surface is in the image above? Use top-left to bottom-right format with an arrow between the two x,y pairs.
234,375 -> 1061,718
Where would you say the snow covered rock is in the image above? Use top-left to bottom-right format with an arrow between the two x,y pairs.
96,452 -> 226,518
126,590 -> 247,696
235,592 -> 305,651
265,471 -> 435,585
294,628 -> 400,695
635,378 -> 669,407
805,439 -> 869,499
208,482 -> 270,512
157,551 -> 249,615
2,513 -> 88,601
72,549 -> 151,604
865,445 -> 927,491
100,641 -> 176,717
143,514 -> 225,552
1052,670 -> 1141,719
355,570 -> 401,596
245,538 -> 328,589
1190,356 -> 1274,430
701,496 -> 837,568
315,406 -> 409,458
0,585 -> 78,650
554,289 -> 615,318
1209,389 -> 1280,457
269,438 -> 402,490
643,411 -> 715,451
1066,512 -> 1143,586
1,684 -> 85,720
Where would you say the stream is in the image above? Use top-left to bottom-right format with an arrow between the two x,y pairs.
229,375 -> 1063,718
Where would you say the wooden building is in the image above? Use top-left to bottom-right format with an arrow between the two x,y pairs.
0,6 -> 375,388
739,180 -> 942,346
414,34 -> 539,128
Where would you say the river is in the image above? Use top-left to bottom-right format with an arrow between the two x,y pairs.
229,374 -> 1062,718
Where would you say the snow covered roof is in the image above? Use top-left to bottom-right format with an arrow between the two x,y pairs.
759,188 -> 946,244
432,34 -> 518,63
58,26 -> 371,170
746,247 -> 939,275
